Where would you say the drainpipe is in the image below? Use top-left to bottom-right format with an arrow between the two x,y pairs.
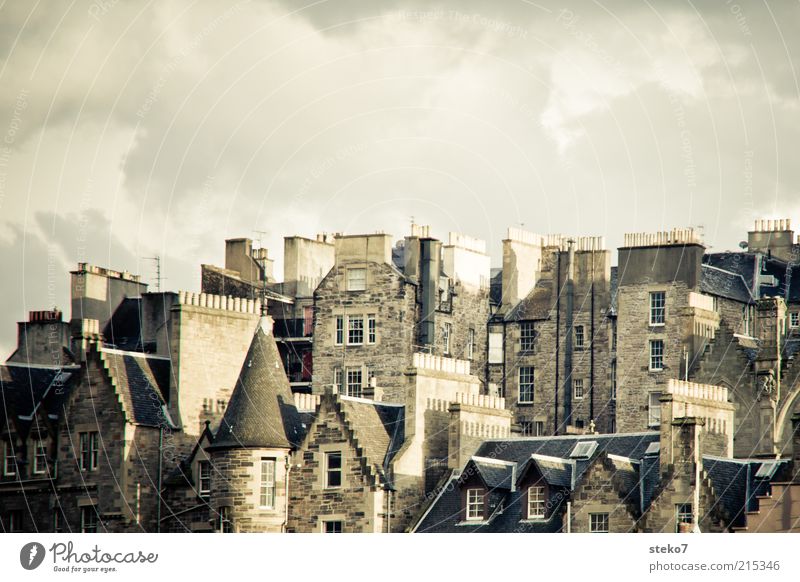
282,455 -> 291,532
156,427 -> 163,533
589,248 -> 595,422
563,240 -> 576,428
566,501 -> 572,533
385,484 -> 393,533
554,252 -> 561,434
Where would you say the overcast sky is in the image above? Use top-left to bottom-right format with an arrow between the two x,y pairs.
1,0 -> 798,357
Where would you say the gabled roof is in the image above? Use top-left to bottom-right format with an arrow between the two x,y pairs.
99,347 -> 173,428
465,457 -> 516,490
211,317 -> 303,450
337,395 -> 404,486
0,363 -> 78,436
700,264 -> 754,304
517,454 -> 574,488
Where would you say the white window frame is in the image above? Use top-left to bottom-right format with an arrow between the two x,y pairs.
346,268 -> 367,292
527,485 -> 545,519
322,520 -> 343,533
791,312 -> 799,329
520,322 -> 536,352
334,367 -> 343,393
520,421 -> 534,436
334,316 -> 344,345
259,458 -> 276,509
219,506 -> 233,533
467,328 -> 475,360
3,441 -> 16,477
33,439 -> 47,475
367,314 -> 377,343
325,451 -> 343,489
346,367 -> 363,398
610,361 -> 617,400
574,325 -> 585,348
589,512 -> 609,533
650,291 -> 666,326
535,421 -> 545,436
443,323 -> 452,355
675,503 -> 693,532
347,315 -> 364,345
648,391 -> 663,428
519,366 -> 534,404
198,461 -> 211,498
649,339 -> 665,371
79,431 -> 99,471
573,378 -> 584,400
466,488 -> 484,521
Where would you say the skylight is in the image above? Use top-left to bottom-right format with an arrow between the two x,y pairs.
570,440 -> 598,459
755,461 -> 780,479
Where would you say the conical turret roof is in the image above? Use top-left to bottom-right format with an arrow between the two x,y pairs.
210,316 -> 302,450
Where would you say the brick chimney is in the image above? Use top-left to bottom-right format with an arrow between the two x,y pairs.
661,416 -> 705,479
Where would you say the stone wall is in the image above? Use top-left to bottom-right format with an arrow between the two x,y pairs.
569,456 -> 639,533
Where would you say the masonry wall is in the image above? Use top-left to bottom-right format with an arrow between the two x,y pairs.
286,402 -> 384,533
312,262 -> 418,403
569,457 -> 638,533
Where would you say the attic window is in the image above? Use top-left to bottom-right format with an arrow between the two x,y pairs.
569,440 -> 598,459
755,461 -> 780,480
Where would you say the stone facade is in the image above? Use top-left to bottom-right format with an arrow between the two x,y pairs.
569,455 -> 639,533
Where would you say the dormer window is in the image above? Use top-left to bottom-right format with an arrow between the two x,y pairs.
346,268 -> 366,292
527,486 -> 545,519
466,488 -> 484,521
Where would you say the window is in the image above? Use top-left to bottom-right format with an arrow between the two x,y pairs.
573,378 -> 584,400
520,421 -> 534,436
198,461 -> 211,498
335,316 -> 344,345
79,432 -> 99,471
33,439 -> 47,474
325,451 -> 343,488
610,361 -> 617,400
259,459 -> 276,509
81,506 -> 99,533
3,441 -> 16,477
346,268 -> 366,291
520,322 -> 536,351
527,486 -> 545,519
53,510 -> 64,533
649,339 -> 665,371
303,306 -> 314,336
791,312 -> 799,328
443,323 -> 452,354
323,520 -> 343,533
589,512 -> 609,533
650,291 -> 666,325
467,328 -> 475,360
348,315 -> 364,345
216,399 -> 226,412
5,510 -> 22,532
574,325 -> 585,348
466,488 -> 484,521
648,392 -> 663,427
219,507 -> 233,533
535,421 -> 545,436
334,367 -> 343,393
675,504 -> 693,532
519,367 -> 534,404
346,368 -> 362,398
368,314 -> 376,343
488,332 -> 503,363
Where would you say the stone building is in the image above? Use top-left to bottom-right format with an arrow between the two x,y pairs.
412,378 -> 797,533
312,226 -> 491,404
488,228 -> 615,436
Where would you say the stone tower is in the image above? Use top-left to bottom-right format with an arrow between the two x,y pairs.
207,315 -> 303,532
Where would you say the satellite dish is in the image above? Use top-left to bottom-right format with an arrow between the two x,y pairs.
739,241 -> 748,250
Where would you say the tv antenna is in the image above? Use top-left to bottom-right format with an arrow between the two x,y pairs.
142,256 -> 164,292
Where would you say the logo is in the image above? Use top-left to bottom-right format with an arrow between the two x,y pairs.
20,542 -> 46,570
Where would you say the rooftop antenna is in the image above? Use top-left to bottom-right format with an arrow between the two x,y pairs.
253,229 -> 269,249
142,256 -> 163,292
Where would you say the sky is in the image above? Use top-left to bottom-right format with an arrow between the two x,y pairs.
0,0 -> 798,357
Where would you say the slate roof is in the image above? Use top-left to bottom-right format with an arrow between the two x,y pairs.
700,264 -> 754,304
415,432 -> 659,533
211,317 -> 303,449
337,395 -> 404,484
103,297 -> 143,351
0,363 -> 78,436
99,348 -> 172,428
469,457 -> 515,490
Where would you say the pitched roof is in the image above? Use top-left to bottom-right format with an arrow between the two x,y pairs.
99,348 -> 172,428
468,457 -> 516,490
211,317 -> 303,449
0,363 -> 78,436
700,264 -> 754,303
337,395 -> 404,486
518,454 -> 573,488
